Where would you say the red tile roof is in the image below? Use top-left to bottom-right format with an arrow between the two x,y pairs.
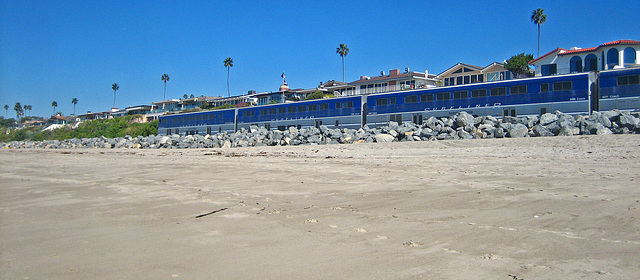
529,40 -> 640,64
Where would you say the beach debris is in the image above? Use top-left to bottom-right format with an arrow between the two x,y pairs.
195,208 -> 228,218
402,240 -> 423,247
304,219 -> 318,223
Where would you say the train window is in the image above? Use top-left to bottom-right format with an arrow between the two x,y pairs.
453,91 -> 468,99
218,113 -> 223,119
309,104 -> 318,111
278,108 -> 286,114
436,92 -> 451,101
490,87 -> 506,96
420,94 -> 434,102
287,107 -> 296,113
319,104 -> 329,110
346,101 -> 353,108
405,95 -> 418,103
376,98 -> 388,106
540,83 -> 549,92
471,89 -> 487,98
336,102 -> 342,109
618,75 -> 640,86
552,81 -> 572,91
510,85 -> 527,94
298,105 -> 307,112
269,108 -> 276,114
390,97 -> 396,105
260,109 -> 268,115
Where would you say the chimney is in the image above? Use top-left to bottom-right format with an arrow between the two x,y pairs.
389,69 -> 400,76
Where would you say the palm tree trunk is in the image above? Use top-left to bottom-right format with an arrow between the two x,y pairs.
113,90 -> 116,108
537,24 -> 540,57
163,82 -> 166,100
341,56 -> 345,82
227,67 -> 230,97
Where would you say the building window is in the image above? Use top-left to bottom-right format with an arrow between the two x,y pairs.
624,47 -> 637,66
541,64 -> 557,76
584,54 -> 598,71
309,104 -> 318,111
420,94 -> 434,102
336,102 -> 342,109
376,98 -> 388,106
570,56 -> 583,73
552,81 -> 572,91
260,109 -> 268,115
278,108 -> 286,114
346,101 -> 353,108
540,83 -> 549,92
405,95 -> 418,103
319,104 -> 329,110
456,76 -> 463,85
607,48 -> 619,69
463,76 -> 470,84
288,107 -> 296,113
453,90 -> 468,99
269,108 -> 276,114
298,105 -> 307,112
490,87 -> 506,96
617,75 -> 640,86
390,97 -> 396,105
510,85 -> 527,94
436,92 -> 451,101
471,89 -> 487,98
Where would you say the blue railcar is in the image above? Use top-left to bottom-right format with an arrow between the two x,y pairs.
365,72 -> 592,126
597,67 -> 640,111
157,108 -> 236,136
236,96 -> 363,131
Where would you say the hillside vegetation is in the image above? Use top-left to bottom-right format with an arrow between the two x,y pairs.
0,115 -> 158,142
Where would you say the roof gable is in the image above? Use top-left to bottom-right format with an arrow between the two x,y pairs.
437,63 -> 483,77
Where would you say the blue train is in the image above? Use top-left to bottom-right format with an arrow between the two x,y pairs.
158,67 -> 640,136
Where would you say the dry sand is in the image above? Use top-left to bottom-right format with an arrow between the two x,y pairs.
1,135 -> 640,279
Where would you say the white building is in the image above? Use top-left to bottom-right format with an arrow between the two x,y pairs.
529,40 -> 640,76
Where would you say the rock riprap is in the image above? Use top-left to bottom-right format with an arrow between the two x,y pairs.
2,110 -> 639,149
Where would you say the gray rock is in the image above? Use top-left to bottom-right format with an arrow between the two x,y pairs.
539,113 -> 558,126
507,123 -> 529,138
375,134 -> 395,143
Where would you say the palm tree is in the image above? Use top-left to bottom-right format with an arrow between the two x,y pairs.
161,74 -> 170,100
224,57 -> 233,97
14,102 -> 23,119
336,43 -> 349,82
111,83 -> 119,108
531,8 -> 547,58
26,105 -> 32,116
72,98 -> 78,115
23,105 -> 28,116
3,104 -> 8,117
51,101 -> 58,116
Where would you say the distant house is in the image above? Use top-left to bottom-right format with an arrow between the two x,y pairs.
436,62 -> 514,87
528,39 -> 640,76
349,68 -> 438,95
47,115 -> 67,125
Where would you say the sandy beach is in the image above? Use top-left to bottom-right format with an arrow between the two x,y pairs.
1,135 -> 640,279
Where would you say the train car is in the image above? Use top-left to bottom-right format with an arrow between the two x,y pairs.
595,67 -> 640,111
365,72 -> 593,126
157,108 -> 236,136
236,95 -> 363,131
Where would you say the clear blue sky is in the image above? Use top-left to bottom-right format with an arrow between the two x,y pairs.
1,0 -> 638,118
